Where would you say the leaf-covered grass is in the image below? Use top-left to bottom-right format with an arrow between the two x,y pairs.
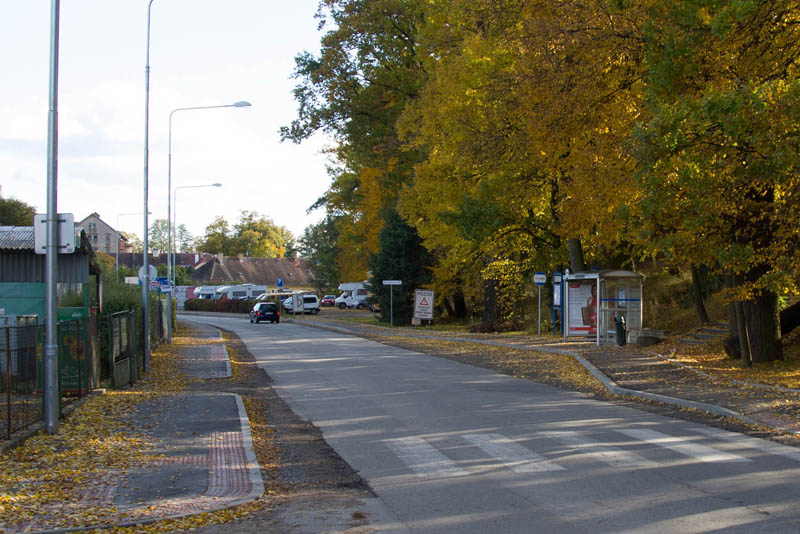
0,324 -> 278,533
669,327 -> 800,389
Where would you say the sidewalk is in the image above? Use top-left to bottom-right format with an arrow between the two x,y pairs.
293,317 -> 800,440
2,322 -> 264,534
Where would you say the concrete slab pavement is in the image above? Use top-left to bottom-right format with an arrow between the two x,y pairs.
10,323 -> 263,534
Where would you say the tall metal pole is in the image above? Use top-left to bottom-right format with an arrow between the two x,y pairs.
166,103 -> 249,344
166,109 -> 174,343
44,0 -> 61,434
142,0 -> 155,371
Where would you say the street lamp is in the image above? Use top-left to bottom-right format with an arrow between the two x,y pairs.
166,101 -> 251,343
172,183 -> 222,288
115,211 -> 150,282
142,0 -> 155,372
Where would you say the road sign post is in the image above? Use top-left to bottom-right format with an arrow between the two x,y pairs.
534,272 -> 547,336
414,289 -> 434,327
382,280 -> 402,327
552,272 -> 563,336
292,293 -> 303,318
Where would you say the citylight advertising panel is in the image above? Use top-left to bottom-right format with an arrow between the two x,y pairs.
567,281 -> 598,336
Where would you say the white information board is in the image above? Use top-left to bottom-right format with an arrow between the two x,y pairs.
34,213 -> 75,254
414,289 -> 434,320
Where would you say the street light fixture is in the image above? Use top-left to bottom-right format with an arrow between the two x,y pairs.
166,101 -> 251,343
171,183 -> 222,288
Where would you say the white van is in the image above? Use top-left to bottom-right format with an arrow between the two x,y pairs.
282,293 -> 320,314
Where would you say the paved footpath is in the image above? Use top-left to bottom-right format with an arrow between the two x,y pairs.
14,322 -> 263,534
115,322 -> 264,524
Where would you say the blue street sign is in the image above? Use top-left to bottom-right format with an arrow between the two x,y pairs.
277,278 -> 283,288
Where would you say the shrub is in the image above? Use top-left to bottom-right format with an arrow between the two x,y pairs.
183,297 -> 256,314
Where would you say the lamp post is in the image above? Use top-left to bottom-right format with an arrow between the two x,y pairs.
172,183 -> 221,288
115,211 -> 149,282
166,100 -> 251,343
142,0 -> 155,372
44,0 -> 60,434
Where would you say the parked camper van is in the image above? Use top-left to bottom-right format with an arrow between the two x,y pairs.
215,284 -> 267,300
192,284 -> 267,301
193,286 -> 218,300
335,282 -> 371,309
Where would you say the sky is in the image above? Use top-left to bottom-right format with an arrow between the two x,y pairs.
0,1 -> 333,243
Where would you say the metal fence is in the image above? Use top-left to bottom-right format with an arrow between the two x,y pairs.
106,311 -> 139,389
0,310 -> 143,441
0,317 -> 40,441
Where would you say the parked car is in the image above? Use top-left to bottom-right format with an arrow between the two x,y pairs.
249,302 -> 280,324
282,294 -> 321,314
320,294 -> 336,306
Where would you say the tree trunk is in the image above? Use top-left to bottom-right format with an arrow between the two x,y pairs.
744,288 -> 783,363
442,297 -> 455,318
735,299 -> 751,366
724,274 -> 737,339
568,238 -> 585,272
690,264 -> 711,325
780,300 -> 800,336
483,278 -> 498,326
454,289 -> 468,319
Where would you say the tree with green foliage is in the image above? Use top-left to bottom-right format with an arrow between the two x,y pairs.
299,215 -> 341,293
282,0 -> 427,280
634,0 -> 800,363
197,216 -> 232,255
369,207 -> 431,324
0,195 -> 36,226
148,219 -> 169,254
121,232 -> 143,253
196,211 -> 294,258
175,224 -> 194,253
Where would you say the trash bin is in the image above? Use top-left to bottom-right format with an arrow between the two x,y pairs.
614,315 -> 627,346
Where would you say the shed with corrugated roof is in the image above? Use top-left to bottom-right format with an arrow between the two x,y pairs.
0,226 -> 101,318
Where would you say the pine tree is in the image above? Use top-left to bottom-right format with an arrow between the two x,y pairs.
369,208 -> 431,323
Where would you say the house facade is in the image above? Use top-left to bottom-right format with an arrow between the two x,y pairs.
77,213 -> 129,256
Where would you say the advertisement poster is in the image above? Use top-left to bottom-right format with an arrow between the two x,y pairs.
567,282 -> 598,336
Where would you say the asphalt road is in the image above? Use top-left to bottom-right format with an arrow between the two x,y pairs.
187,315 -> 800,534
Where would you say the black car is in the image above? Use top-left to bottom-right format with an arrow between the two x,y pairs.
249,302 -> 280,324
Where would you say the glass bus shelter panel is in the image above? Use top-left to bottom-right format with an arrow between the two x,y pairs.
599,280 -> 642,344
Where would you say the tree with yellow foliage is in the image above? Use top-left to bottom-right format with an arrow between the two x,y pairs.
635,0 -> 800,363
282,0 -> 427,280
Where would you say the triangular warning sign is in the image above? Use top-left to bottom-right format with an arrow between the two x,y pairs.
419,297 -> 429,306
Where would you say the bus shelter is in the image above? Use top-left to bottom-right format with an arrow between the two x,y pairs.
563,270 -> 643,345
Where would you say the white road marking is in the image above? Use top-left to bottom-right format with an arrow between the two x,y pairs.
694,427 -> 800,463
544,431 -> 658,468
384,436 -> 469,479
463,433 -> 566,473
618,428 -> 751,463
